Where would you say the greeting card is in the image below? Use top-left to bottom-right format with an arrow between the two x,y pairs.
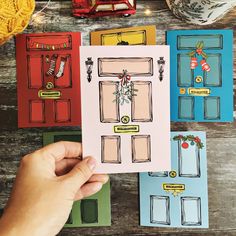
43,131 -> 111,227
167,30 -> 233,122
16,32 -> 82,127
80,46 -> 170,173
140,131 -> 208,228
91,25 -> 156,46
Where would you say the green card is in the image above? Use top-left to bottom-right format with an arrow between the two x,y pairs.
43,131 -> 111,227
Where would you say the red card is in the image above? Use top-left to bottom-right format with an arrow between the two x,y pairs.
16,32 -> 81,127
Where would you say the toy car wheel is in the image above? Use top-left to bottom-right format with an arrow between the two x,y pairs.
123,14 -> 131,17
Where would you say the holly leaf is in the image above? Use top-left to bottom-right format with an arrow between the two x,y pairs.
201,51 -> 208,59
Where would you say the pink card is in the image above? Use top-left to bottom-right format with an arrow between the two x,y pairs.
80,46 -> 170,173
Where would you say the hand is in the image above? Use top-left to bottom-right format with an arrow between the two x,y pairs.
0,142 -> 108,236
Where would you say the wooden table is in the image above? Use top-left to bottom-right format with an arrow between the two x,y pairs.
0,0 -> 236,235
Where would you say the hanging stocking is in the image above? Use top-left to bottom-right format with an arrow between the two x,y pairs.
200,59 -> 211,72
190,57 -> 198,69
55,57 -> 67,79
46,54 -> 58,76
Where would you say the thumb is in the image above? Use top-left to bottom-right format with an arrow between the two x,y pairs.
64,157 -> 97,189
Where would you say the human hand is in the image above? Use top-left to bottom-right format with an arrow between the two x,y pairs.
0,142 -> 108,236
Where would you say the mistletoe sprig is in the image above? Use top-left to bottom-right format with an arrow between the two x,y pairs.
188,41 -> 208,59
173,134 -> 204,149
113,70 -> 138,105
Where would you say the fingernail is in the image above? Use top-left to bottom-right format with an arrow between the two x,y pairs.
94,183 -> 103,192
87,157 -> 96,171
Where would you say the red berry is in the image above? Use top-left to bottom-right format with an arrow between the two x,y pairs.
182,142 -> 189,149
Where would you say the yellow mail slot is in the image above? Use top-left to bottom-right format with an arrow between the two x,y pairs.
188,88 -> 211,96
163,183 -> 185,191
38,90 -> 61,99
114,125 -> 139,134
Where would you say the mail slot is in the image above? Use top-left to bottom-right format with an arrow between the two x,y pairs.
38,90 -> 61,99
188,88 -> 211,96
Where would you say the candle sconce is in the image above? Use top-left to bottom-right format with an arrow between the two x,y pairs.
157,57 -> 165,82
85,57 -> 94,82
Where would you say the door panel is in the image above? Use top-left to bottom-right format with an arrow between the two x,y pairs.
80,199 -> 98,224
30,100 -> 45,123
177,35 -> 223,49
181,197 -> 201,226
98,57 -> 153,77
27,55 -> 44,89
168,29 -> 233,122
90,25 -> 156,46
178,97 -> 194,120
178,140 -> 200,177
55,100 -> 71,122
101,136 -> 121,163
131,81 -> 152,122
102,30 -> 146,45
99,82 -> 120,123
204,97 -> 220,120
132,135 -> 151,163
203,54 -> 222,87
150,196 -> 170,225
177,54 -> 194,87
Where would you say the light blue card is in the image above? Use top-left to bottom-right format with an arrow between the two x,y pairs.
140,131 -> 208,228
167,29 -> 233,122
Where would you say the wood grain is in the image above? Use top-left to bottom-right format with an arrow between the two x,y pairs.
0,0 -> 236,235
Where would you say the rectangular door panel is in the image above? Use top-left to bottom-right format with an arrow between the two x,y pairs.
132,135 -> 151,163
30,100 -> 45,123
178,97 -> 194,120
177,35 -> 222,50
27,55 -> 43,89
203,54 -> 222,87
80,199 -> 98,224
99,82 -> 120,123
55,100 -> 71,123
101,136 -> 121,163
150,196 -> 170,225
98,57 -> 153,77
177,54 -> 194,87
181,197 -> 201,226
204,97 -> 220,120
131,81 -> 152,122
178,141 -> 200,177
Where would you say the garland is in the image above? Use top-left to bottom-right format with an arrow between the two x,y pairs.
173,134 -> 204,149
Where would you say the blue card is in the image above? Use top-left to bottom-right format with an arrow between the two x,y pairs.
140,131 -> 208,228
167,29 -> 233,122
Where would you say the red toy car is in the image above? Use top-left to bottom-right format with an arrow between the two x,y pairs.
72,0 -> 136,18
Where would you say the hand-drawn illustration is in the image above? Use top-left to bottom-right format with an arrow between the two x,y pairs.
140,131 -> 208,228
167,29 -> 233,122
85,57 -> 94,82
157,57 -> 165,81
16,32 -> 81,127
90,25 -> 156,46
80,46 -> 170,173
43,131 -> 111,228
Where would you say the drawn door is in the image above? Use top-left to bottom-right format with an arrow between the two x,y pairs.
140,132 -> 208,228
16,32 -> 81,127
80,46 -> 170,173
167,30 -> 233,122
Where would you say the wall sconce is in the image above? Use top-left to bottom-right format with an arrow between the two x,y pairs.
157,57 -> 165,82
85,57 -> 94,82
